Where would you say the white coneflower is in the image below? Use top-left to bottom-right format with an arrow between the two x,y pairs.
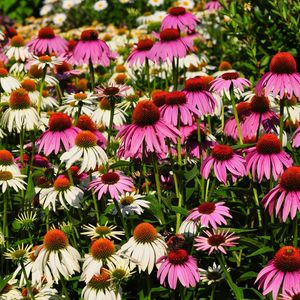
1,88 -> 40,133
81,222 -> 124,240
32,229 -> 81,285
15,211 -> 37,231
59,92 -> 98,118
21,79 -> 39,106
81,238 -> 123,283
28,64 -> 59,87
4,244 -> 32,262
39,176 -> 83,211
199,262 -> 227,285
0,67 -> 20,93
92,98 -> 127,127
116,94 -> 139,112
5,35 -> 31,62
9,62 -> 27,74
119,222 -> 167,274
0,170 -> 26,193
0,279 -> 22,300
29,54 -> 63,70
60,131 -> 108,174
82,268 -> 122,300
108,258 -> 135,284
20,284 -> 60,300
179,219 -> 200,237
108,192 -> 150,216
0,149 -> 20,174
37,89 -> 58,110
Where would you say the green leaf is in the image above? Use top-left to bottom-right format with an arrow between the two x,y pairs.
247,246 -> 274,257
238,271 -> 258,282
109,160 -> 131,169
170,206 -> 188,216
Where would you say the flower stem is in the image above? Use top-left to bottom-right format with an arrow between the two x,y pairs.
89,61 -> 95,91
2,192 -> 8,241
293,216 -> 298,247
210,285 -> 216,300
145,58 -> 151,96
89,172 -> 99,222
60,276 -> 70,300
113,198 -> 129,239
279,99 -> 285,145
230,90 -> 243,145
20,260 -> 34,300
107,99 -> 115,154
19,126 -> 24,164
37,67 -> 47,115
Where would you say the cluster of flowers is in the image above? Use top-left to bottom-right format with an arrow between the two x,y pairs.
0,2 -> 300,300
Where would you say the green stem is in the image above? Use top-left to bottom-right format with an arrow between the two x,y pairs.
152,156 -> 162,202
210,285 -> 216,300
37,67 -> 47,115
293,216 -> 298,247
279,100 -> 285,145
107,99 -> 115,154
20,260 -> 35,300
113,199 -> 129,239
145,58 -> 150,96
230,89 -> 243,145
60,276 -> 70,300
89,61 -> 95,91
2,192 -> 8,241
20,126 -> 24,164
89,172 -> 99,222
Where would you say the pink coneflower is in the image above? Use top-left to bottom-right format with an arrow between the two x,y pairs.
89,171 -> 134,200
224,102 -> 251,140
255,246 -> 300,300
201,144 -> 246,184
37,112 -> 80,156
149,29 -> 193,63
27,27 -> 67,55
156,249 -> 200,289
280,285 -> 300,300
152,90 -> 168,107
96,83 -> 130,100
210,72 -> 251,99
116,100 -> 179,158
72,29 -> 113,66
159,91 -> 200,126
255,52 -> 300,99
195,229 -> 239,255
126,38 -> 154,67
246,134 -> 293,182
55,61 -> 81,81
186,201 -> 232,229
76,115 -> 106,147
161,7 -> 199,31
242,94 -> 279,139
261,166 -> 300,221
292,126 -> 300,148
204,0 -> 222,12
184,76 -> 218,115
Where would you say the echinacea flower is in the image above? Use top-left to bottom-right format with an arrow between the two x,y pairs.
0,149 -> 20,174
81,238 -> 122,283
156,249 -> 200,289
21,79 -> 39,107
210,72 -> 251,99
120,222 -> 168,274
255,246 -> 300,300
81,222 -> 124,240
246,134 -> 293,182
82,268 -> 122,300
0,279 -> 22,299
60,130 -> 108,174
179,219 -> 200,237
27,27 -> 67,55
184,76 -> 218,115
242,94 -> 279,138
256,52 -> 300,100
0,171 -> 26,193
204,0 -> 222,12
261,166 -> 300,221
126,38 -> 154,67
37,112 -> 80,156
186,201 -> 232,229
39,176 -> 84,211
159,91 -> 200,126
71,29 -> 114,66
201,144 -> 246,184
195,229 -> 239,255
96,83 -> 130,101
149,29 -> 193,63
109,191 -> 150,216
161,6 -> 199,31
1,88 -> 39,133
116,100 -> 179,158
89,171 -> 134,200
199,262 -> 226,285
0,67 -> 20,92
20,284 -> 60,300
32,229 -> 81,284
292,126 -> 300,148
4,244 -> 32,262
5,35 -> 31,62
280,284 -> 300,300
28,54 -> 63,70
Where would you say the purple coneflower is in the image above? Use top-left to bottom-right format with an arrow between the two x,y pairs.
116,100 -> 179,159
210,71 -> 251,99
255,246 -> 300,300
246,134 -> 293,182
126,38 -> 154,67
149,29 -> 193,63
256,52 -> 300,99
161,7 -> 199,31
157,248 -> 200,289
201,144 -> 246,184
37,112 -> 80,156
186,201 -> 232,229
261,166 -> 300,221
72,29 -> 113,67
292,126 -> 300,148
242,94 -> 279,139
89,171 -> 134,200
204,0 -> 222,12
195,229 -> 239,255
159,91 -> 200,126
184,76 -> 218,115
27,27 -> 67,55
280,284 -> 300,300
